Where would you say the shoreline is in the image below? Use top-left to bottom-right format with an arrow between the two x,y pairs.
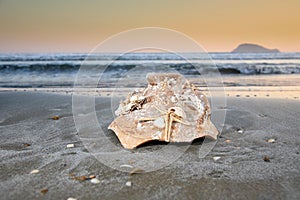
1,85 -> 299,100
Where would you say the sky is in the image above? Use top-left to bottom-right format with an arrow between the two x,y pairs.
0,0 -> 299,53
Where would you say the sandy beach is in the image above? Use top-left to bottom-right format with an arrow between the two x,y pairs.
0,91 -> 299,199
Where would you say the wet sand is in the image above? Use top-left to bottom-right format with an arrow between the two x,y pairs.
0,92 -> 299,199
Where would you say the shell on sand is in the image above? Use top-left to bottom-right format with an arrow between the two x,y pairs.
108,73 -> 219,149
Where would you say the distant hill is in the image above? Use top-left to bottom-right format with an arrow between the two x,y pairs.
232,43 -> 280,53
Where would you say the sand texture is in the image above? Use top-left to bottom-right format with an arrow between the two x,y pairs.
0,92 -> 299,199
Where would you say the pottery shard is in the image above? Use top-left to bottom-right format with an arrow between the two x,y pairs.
108,73 -> 219,149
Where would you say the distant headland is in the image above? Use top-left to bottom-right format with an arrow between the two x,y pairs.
232,43 -> 280,53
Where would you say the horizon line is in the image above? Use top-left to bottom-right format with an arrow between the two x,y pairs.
0,51 -> 299,54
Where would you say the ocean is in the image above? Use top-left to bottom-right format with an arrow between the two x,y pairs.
1,52 -> 300,88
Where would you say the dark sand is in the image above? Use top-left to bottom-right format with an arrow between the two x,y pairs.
0,92 -> 299,199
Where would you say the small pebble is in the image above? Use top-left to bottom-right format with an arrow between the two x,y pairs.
30,169 -> 40,174
126,181 -> 132,187
237,129 -> 244,133
90,178 -> 100,184
225,139 -> 231,143
67,198 -> 77,200
120,164 -> 133,168
89,175 -> 96,179
263,156 -> 271,162
52,116 -> 60,120
213,156 -> 221,161
267,139 -> 276,143
67,144 -> 75,148
40,189 -> 48,195
24,143 -> 31,147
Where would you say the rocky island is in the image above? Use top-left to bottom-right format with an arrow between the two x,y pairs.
232,43 -> 280,53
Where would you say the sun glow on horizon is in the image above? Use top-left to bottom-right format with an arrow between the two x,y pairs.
0,0 -> 299,53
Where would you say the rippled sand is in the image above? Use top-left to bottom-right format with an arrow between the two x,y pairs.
0,92 -> 299,199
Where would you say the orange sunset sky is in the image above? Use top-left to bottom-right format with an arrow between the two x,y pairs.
0,0 -> 299,53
